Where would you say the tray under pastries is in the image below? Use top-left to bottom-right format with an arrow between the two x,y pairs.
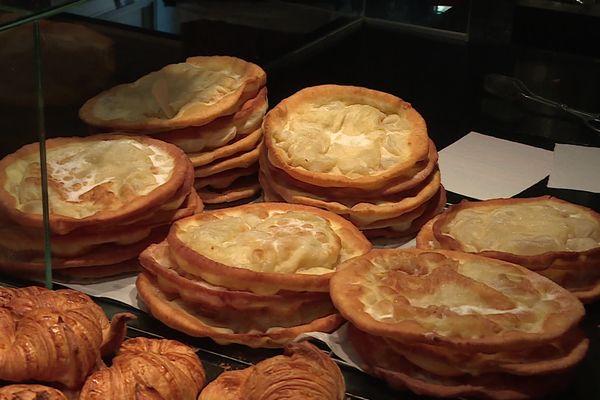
416,196 -> 600,302
263,84 -> 430,190
79,56 -> 266,131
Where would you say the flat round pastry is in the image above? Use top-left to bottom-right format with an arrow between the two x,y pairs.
79,338 -> 205,400
167,202 -> 372,294
198,342 -> 346,400
196,177 -> 261,205
0,134 -> 191,234
263,85 -> 429,190
152,87 -> 267,153
194,165 -> 258,189
330,248 -> 585,352
140,241 -> 335,330
136,272 -> 344,347
430,196 -> 600,270
194,145 -> 260,178
261,158 -> 442,224
0,384 -> 68,400
80,56 -> 266,131
347,325 -> 575,400
188,127 -> 262,167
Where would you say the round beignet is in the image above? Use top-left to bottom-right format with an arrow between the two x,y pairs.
330,248 -> 585,352
80,56 -> 266,131
167,202 -> 371,294
263,85 -> 429,189
0,134 -> 191,234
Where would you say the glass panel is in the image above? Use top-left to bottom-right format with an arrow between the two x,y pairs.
0,0 -> 88,31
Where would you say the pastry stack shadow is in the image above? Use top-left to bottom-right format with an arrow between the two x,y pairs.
0,134 -> 200,281
260,84 -> 445,240
136,202 -> 372,348
80,56 -> 268,207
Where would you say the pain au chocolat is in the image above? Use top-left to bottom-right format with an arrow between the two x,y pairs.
0,134 -> 200,279
198,342 -> 345,400
260,85 -> 444,238
329,248 -> 587,399
137,202 -> 370,347
416,196 -> 600,302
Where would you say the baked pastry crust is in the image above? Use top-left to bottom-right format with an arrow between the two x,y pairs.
80,56 -> 266,131
194,165 -> 258,189
188,127 -> 262,167
0,384 -> 68,400
139,241 -> 335,330
136,272 -> 344,347
194,144 -> 260,178
79,337 -> 205,400
196,177 -> 261,205
0,134 -> 191,234
167,202 -> 371,294
198,342 -> 345,400
263,85 -> 429,189
152,87 -> 267,153
329,248 -> 584,352
0,287 -> 133,388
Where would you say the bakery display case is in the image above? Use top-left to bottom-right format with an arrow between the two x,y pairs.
1,1 -> 599,399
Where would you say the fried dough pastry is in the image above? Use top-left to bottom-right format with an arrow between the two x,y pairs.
80,56 -> 266,131
199,342 -> 345,400
188,127 -> 262,168
330,249 -> 584,351
79,337 -> 205,400
167,202 -> 371,294
0,384 -> 68,400
417,196 -> 600,302
263,85 -> 429,189
0,135 -> 190,234
0,287 -> 133,388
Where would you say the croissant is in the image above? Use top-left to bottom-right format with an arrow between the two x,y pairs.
0,384 -> 68,400
0,286 -> 133,388
79,337 -> 206,400
199,342 -> 346,400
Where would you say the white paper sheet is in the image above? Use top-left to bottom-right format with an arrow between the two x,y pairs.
548,144 -> 600,193
62,275 -> 140,308
438,132 -> 553,200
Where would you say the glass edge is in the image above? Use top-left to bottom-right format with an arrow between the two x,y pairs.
0,0 -> 89,32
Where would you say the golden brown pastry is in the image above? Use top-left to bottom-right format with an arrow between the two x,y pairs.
0,286 -> 133,388
416,196 -> 600,302
198,342 -> 345,400
79,337 -> 205,400
80,56 -> 266,131
0,384 -> 68,400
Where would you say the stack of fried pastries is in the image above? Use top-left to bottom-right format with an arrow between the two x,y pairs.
0,134 -> 201,281
80,56 -> 268,206
330,248 -> 588,399
137,202 -> 372,347
261,84 -> 445,239
416,196 -> 600,303
199,342 -> 345,400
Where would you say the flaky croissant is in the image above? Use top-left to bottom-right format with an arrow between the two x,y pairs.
79,337 -> 206,400
0,384 -> 68,400
0,286 -> 133,388
199,342 -> 346,400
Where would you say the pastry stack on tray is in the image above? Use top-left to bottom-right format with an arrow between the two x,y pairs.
79,56 -> 268,207
330,248 -> 589,399
0,134 -> 200,281
416,196 -> 600,303
136,202 -> 372,348
260,84 -> 445,240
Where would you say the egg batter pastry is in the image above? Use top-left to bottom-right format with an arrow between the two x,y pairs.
330,248 -> 585,352
167,202 -> 371,294
263,85 -> 429,190
194,164 -> 258,189
194,145 -> 261,178
195,176 -> 261,205
188,127 -> 262,168
151,87 -> 267,153
80,56 -> 266,131
136,272 -> 344,348
0,134 -> 191,234
418,197 -> 600,302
